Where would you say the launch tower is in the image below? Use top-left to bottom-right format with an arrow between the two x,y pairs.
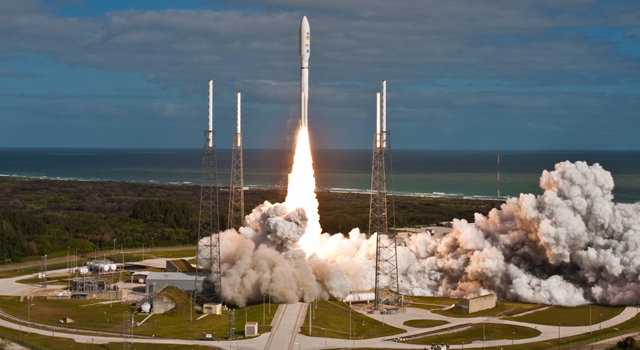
228,93 -> 244,230
369,80 -> 399,310
195,80 -> 222,305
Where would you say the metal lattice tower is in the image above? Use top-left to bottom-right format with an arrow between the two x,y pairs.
122,311 -> 132,350
228,92 -> 244,230
369,82 -> 399,310
195,80 -> 221,305
228,309 -> 235,340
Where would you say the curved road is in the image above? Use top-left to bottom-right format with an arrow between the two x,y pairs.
0,305 -> 636,349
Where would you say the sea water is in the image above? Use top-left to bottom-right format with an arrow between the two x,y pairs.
0,148 -> 639,203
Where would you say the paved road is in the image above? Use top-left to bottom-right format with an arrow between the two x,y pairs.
264,303 -> 308,350
0,304 -> 636,349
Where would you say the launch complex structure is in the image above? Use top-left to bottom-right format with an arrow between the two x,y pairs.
194,16 -> 399,310
369,81 -> 399,310
195,80 -> 222,305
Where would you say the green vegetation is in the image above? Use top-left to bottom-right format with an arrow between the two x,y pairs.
316,191 -> 501,233
432,301 -> 543,318
405,295 -> 463,306
506,304 -> 625,326
299,301 -> 405,339
506,313 -> 640,350
405,323 -> 541,345
0,177 -> 501,263
606,337 -> 639,350
403,319 -> 449,328
0,325 -> 212,350
0,289 -> 277,341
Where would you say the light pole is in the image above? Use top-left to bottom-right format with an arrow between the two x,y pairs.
263,294 -> 265,325
351,321 -> 355,350
512,331 -> 514,348
590,304 -> 592,333
599,313 -> 602,340
27,303 -> 35,334
483,318 -> 485,348
558,323 -> 561,345
324,327 -> 327,350
113,238 -> 116,252
142,242 -> 145,261
349,308 -> 352,340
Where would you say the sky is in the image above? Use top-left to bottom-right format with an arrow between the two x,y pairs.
0,0 -> 639,150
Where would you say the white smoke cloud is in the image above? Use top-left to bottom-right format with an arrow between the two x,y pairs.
201,161 -> 640,307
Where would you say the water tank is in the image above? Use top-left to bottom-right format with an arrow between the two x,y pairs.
110,264 -> 117,271
101,264 -> 110,272
141,302 -> 151,313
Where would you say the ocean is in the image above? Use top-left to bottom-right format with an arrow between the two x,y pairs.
1,148 -> 639,203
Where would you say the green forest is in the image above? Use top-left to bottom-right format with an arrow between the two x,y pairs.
0,177 -> 501,263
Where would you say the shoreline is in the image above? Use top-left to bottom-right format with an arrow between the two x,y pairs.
0,173 -> 508,202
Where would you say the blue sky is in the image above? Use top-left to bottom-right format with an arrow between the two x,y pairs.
0,0 -> 639,150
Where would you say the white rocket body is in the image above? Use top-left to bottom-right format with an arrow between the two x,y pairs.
299,16 -> 310,129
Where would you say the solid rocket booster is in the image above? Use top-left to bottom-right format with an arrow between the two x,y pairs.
299,16 -> 310,129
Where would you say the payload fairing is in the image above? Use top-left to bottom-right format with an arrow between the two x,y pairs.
299,16 -> 310,129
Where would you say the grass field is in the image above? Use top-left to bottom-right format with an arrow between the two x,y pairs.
432,301 -> 543,318
405,323 -> 541,345
506,304 -> 626,326
404,295 -> 463,306
0,325 -> 212,350
0,287 -> 276,340
105,248 -> 196,262
299,301 -> 405,339
403,319 -> 450,328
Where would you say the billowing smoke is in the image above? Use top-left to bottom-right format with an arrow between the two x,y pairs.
200,161 -> 640,307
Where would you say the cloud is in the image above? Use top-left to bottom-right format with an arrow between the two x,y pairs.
0,0 -> 639,149
0,70 -> 39,78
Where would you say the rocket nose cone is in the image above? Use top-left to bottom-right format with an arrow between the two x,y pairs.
300,16 -> 310,31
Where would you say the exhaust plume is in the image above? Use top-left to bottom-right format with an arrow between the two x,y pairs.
201,160 -> 640,307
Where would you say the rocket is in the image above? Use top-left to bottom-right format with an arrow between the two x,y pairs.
299,16 -> 310,129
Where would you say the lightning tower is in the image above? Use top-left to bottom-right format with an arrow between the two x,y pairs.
497,144 -> 500,199
228,92 -> 244,230
369,80 -> 399,310
195,80 -> 221,304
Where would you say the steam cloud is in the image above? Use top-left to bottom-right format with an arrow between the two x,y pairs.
200,161 -> 640,307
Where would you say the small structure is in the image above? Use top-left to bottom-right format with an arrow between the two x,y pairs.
245,322 -> 259,337
145,272 -> 205,294
456,294 -> 496,314
166,259 -> 196,273
151,294 -> 176,314
203,303 -> 222,315
344,292 -> 375,304
60,317 -> 74,323
386,306 -> 400,314
69,277 -> 111,292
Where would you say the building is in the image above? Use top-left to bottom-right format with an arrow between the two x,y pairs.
203,303 -> 222,315
245,322 -> 259,337
456,294 -> 496,314
166,259 -> 196,273
145,272 -> 206,294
